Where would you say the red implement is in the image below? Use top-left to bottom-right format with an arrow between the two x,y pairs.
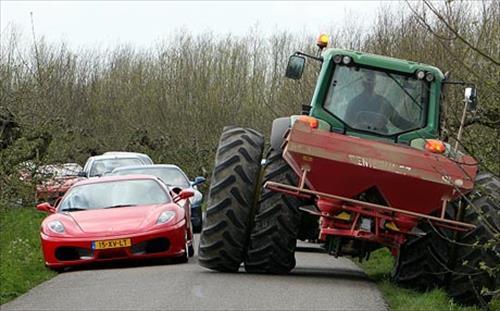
283,122 -> 477,215
267,122 -> 478,248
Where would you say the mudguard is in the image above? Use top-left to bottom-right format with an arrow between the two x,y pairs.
271,116 -> 331,151
270,117 -> 292,151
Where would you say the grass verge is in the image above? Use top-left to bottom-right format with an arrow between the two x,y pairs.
0,206 -> 56,305
358,248 -> 499,311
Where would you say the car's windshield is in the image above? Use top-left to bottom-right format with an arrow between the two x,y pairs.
89,158 -> 143,177
104,152 -> 153,164
58,179 -> 170,211
323,65 -> 428,136
113,167 -> 190,188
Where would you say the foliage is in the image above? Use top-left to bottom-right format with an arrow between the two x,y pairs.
358,248 -> 499,311
364,0 -> 499,173
1,2 -> 498,191
0,207 -> 56,304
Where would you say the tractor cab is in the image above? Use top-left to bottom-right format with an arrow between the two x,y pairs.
286,35 -> 477,150
289,48 -> 444,145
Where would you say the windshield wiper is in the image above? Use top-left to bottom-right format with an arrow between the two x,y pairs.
384,72 -> 423,110
103,204 -> 137,209
61,207 -> 87,212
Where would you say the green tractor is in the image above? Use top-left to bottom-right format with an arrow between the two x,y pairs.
198,35 -> 499,306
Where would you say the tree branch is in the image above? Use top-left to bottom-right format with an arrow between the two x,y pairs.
423,0 -> 500,66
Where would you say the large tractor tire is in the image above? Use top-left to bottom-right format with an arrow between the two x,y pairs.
198,126 -> 264,272
245,148 -> 303,274
447,173 -> 500,306
391,222 -> 450,290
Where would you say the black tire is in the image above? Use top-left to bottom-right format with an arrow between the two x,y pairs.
187,222 -> 195,257
193,224 -> 202,234
198,126 -> 264,272
447,172 -> 500,306
245,148 -> 303,274
391,222 -> 450,290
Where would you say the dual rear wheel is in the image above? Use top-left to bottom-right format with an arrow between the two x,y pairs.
198,127 -> 302,273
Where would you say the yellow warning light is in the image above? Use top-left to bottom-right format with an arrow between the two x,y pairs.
317,34 -> 329,49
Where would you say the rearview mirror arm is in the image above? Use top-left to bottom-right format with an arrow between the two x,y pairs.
293,51 -> 323,63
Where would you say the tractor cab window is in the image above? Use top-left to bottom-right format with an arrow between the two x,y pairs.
323,65 -> 428,136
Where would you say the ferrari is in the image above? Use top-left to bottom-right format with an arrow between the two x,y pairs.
36,174 -> 194,270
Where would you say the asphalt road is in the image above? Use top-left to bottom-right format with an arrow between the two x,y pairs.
2,236 -> 386,310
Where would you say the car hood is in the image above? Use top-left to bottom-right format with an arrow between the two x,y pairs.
65,204 -> 172,236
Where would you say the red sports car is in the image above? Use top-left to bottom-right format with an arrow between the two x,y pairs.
36,175 -> 195,270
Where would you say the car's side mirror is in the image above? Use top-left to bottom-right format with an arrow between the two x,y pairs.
191,176 -> 206,187
77,171 -> 88,177
36,202 -> 55,213
464,87 -> 477,112
174,189 -> 195,203
285,55 -> 306,80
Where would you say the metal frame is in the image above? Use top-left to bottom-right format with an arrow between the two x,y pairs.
265,169 -> 475,233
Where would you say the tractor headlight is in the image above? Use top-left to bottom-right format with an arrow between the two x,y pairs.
48,220 -> 65,234
425,72 -> 434,82
416,70 -> 426,80
342,56 -> 352,65
157,211 -> 176,224
333,55 -> 343,64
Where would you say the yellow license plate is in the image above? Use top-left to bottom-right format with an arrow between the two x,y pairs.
92,238 -> 131,250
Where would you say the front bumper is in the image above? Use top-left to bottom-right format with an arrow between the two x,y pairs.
41,220 -> 187,268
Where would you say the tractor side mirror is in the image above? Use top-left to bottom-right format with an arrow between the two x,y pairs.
36,202 -> 55,213
285,55 -> 305,80
174,189 -> 195,203
77,171 -> 88,177
464,87 -> 477,112
191,176 -> 206,187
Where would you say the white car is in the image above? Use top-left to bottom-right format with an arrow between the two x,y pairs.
81,153 -> 152,177
103,151 -> 153,165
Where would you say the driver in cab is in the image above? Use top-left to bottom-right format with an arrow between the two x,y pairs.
344,71 -> 414,133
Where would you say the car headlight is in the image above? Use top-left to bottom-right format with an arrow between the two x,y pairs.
48,220 -> 65,233
157,211 -> 176,224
